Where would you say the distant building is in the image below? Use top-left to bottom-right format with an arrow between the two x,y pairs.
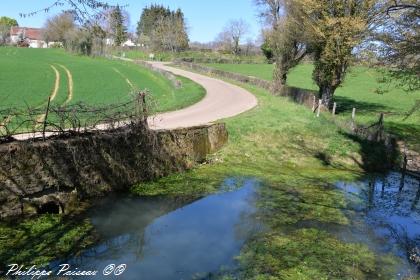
105,38 -> 115,46
9,27 -> 60,48
122,39 -> 137,47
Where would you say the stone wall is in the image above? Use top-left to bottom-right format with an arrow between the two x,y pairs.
0,123 -> 228,219
173,61 -> 320,111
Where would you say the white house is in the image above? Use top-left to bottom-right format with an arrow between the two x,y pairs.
9,27 -> 60,48
122,39 -> 137,47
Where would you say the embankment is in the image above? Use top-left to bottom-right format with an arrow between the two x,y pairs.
0,123 -> 228,219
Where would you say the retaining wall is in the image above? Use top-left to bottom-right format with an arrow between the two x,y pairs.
0,123 -> 228,219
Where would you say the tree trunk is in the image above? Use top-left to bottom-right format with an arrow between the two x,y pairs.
272,62 -> 287,94
319,85 -> 335,110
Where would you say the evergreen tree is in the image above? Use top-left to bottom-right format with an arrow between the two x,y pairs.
110,5 -> 127,46
136,5 -> 189,51
137,5 -> 171,38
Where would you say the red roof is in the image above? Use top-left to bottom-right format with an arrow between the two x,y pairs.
10,27 -> 43,40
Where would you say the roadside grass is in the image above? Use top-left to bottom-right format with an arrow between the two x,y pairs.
203,63 -> 420,151
0,48 -> 205,113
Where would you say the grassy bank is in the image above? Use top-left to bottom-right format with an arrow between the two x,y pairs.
204,63 -> 420,151
0,48 -> 205,113
131,80 -> 406,278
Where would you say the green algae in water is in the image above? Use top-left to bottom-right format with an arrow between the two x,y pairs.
49,178 -> 263,280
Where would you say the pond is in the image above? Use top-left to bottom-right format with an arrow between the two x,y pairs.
45,172 -> 419,279
52,178 -> 262,279
336,171 -> 420,278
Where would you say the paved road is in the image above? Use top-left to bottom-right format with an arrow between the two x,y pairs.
11,61 -> 257,140
147,62 -> 258,130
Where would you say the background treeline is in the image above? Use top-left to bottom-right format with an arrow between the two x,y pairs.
137,5 -> 188,52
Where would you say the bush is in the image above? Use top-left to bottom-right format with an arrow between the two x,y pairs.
49,42 -> 63,48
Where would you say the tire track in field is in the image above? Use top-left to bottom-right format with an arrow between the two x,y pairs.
49,65 -> 60,101
113,67 -> 135,89
36,65 -> 61,124
57,64 -> 74,105
2,64 -> 61,131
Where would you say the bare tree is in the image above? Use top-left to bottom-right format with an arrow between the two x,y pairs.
255,0 -> 307,91
214,30 -> 233,52
223,19 -> 250,55
373,0 -> 420,92
20,0 -> 115,23
43,12 -> 76,45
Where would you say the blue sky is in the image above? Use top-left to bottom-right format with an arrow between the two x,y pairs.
2,0 -> 262,42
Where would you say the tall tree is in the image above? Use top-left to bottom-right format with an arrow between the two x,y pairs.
43,12 -> 75,45
223,19 -> 250,55
0,16 -> 18,27
255,0 -> 307,91
110,5 -> 127,46
295,0 -> 378,108
373,0 -> 419,92
137,5 -> 189,51
0,16 -> 18,45
137,4 -> 171,38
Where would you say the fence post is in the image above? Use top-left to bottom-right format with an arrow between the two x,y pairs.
332,102 -> 337,116
312,95 -> 316,112
352,108 -> 356,121
42,97 -> 51,141
317,99 -> 322,117
377,113 -> 384,142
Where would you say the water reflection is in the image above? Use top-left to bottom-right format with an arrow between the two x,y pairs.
336,172 -> 420,277
55,178 -> 261,280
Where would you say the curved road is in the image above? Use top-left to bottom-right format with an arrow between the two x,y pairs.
12,62 -> 257,140
148,62 -> 258,130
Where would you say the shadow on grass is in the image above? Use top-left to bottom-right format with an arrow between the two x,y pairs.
386,121 -> 420,148
334,96 -> 390,115
341,132 -> 399,172
0,214 -> 96,270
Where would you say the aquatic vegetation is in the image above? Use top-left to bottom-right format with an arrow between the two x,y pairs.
238,228 -> 397,280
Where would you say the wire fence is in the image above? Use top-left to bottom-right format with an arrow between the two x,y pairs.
0,90 -> 153,142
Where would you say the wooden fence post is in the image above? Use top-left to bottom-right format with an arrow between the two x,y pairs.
42,96 -> 51,141
352,108 -> 356,121
317,99 -> 322,117
312,95 -> 316,112
332,102 -> 337,116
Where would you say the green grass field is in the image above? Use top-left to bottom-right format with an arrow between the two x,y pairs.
204,63 -> 420,151
0,48 -> 205,113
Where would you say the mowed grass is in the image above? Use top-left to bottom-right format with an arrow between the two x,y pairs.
204,63 -> 420,151
0,47 -> 205,113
